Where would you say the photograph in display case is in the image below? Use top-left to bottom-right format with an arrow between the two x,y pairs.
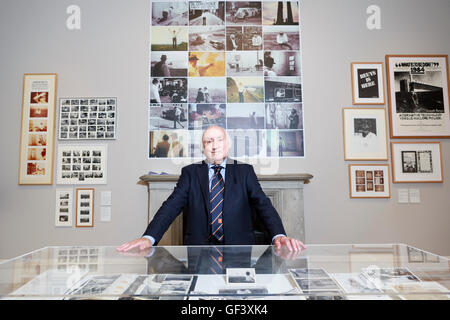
348,164 -> 390,198
385,54 -> 450,138
58,97 -> 117,140
351,62 -> 385,105
18,74 -> 57,185
76,188 -> 94,227
342,108 -> 388,160
56,145 -> 108,184
390,142 -> 443,183
55,189 -> 73,227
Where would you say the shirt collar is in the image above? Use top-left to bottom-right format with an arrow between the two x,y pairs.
206,158 -> 227,170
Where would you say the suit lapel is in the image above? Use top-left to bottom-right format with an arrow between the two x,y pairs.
223,158 -> 235,218
198,160 -> 210,213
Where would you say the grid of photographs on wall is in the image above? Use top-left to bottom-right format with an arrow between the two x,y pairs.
58,97 -> 117,140
55,189 -> 73,227
56,145 -> 108,185
76,188 -> 94,227
149,1 -> 304,158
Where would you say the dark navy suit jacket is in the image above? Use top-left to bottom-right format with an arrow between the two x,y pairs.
143,158 -> 286,245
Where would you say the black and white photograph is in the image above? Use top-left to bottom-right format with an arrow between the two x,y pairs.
76,188 -> 94,227
266,129 -> 304,157
227,77 -> 264,103
149,103 -> 187,129
228,129 -> 265,158
188,77 -> 226,103
225,1 -> 262,25
263,1 -> 300,25
289,268 -> 330,280
225,26 -> 243,51
188,103 -> 226,130
226,51 -> 264,77
263,25 -> 300,50
242,26 -> 263,51
189,26 -> 225,51
265,103 -> 302,129
56,145 -> 107,184
151,52 -> 188,77
386,55 -> 450,138
55,189 -> 73,227
263,51 -> 301,76
150,78 -> 188,103
265,76 -> 302,102
331,273 -> 383,295
391,142 -> 443,183
149,130 -> 189,158
295,278 -> 341,292
351,62 -> 385,104
226,268 -> 256,284
227,103 -> 265,129
152,1 -> 188,26
58,97 -> 117,140
189,1 -> 225,26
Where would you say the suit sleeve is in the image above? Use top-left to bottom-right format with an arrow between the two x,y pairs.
246,165 -> 286,239
142,167 -> 190,245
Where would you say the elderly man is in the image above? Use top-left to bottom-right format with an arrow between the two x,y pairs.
117,125 -> 305,252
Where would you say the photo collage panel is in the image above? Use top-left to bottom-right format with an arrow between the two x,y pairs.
149,1 -> 304,158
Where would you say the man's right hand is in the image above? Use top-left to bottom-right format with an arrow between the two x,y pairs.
116,238 -> 153,252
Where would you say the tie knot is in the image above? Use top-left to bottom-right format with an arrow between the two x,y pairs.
212,165 -> 223,174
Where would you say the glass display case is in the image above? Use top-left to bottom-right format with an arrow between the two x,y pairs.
0,244 -> 449,300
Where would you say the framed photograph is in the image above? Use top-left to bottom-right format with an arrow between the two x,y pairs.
18,74 -> 57,185
76,188 -> 94,227
56,145 -> 108,184
351,62 -> 385,105
385,54 -> 450,138
342,108 -> 388,160
58,97 -> 117,140
349,164 -> 390,198
55,189 -> 73,227
391,142 -> 443,183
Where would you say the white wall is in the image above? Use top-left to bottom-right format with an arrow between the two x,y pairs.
0,0 -> 449,259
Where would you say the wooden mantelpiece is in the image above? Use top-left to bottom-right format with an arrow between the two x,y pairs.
139,173 -> 313,245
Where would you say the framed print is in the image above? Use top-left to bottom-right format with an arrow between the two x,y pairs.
351,62 -> 385,105
391,142 -> 443,183
76,188 -> 94,227
56,144 -> 108,184
58,97 -> 117,140
343,108 -> 388,160
18,73 -> 57,184
349,164 -> 390,198
385,54 -> 450,138
55,189 -> 73,227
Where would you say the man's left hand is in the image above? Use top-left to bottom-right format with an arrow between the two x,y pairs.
273,236 -> 306,252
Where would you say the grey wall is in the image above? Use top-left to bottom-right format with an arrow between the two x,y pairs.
1,0 -> 449,259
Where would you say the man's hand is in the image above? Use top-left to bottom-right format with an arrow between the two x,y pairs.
273,236 -> 306,252
116,238 -> 153,252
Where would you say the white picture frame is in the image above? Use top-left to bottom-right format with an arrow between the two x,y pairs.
76,188 -> 94,227
349,164 -> 391,198
55,189 -> 73,227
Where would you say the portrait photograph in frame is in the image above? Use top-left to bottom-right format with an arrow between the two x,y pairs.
349,164 -> 390,199
342,108 -> 388,160
76,188 -> 94,227
351,62 -> 385,105
390,142 -> 443,183
385,54 -> 450,138
18,73 -> 57,185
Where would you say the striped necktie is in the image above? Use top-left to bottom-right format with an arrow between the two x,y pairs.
209,165 -> 224,242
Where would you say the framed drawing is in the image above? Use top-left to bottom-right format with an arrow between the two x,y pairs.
58,97 -> 117,140
349,164 -> 390,198
351,62 -> 385,105
385,55 -> 450,138
391,142 -> 443,183
18,74 -> 57,184
76,188 -> 94,227
56,144 -> 108,184
342,108 -> 388,160
55,189 -> 73,227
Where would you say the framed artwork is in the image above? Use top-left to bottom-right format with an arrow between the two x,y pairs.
351,62 -> 385,105
58,97 -> 117,140
76,188 -> 94,227
349,164 -> 390,198
391,142 -> 443,183
56,145 -> 108,184
55,189 -> 73,227
18,73 -> 57,185
385,54 -> 450,138
342,108 -> 388,160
